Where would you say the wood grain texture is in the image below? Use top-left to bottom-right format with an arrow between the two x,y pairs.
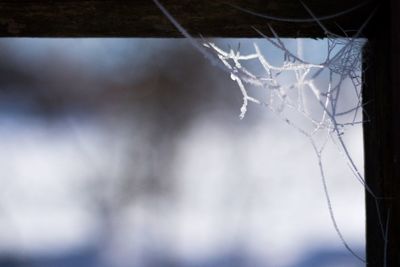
0,0 -> 375,37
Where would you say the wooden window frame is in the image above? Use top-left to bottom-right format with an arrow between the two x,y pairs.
0,1 -> 396,266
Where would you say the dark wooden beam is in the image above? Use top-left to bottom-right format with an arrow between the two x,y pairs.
363,0 -> 400,266
0,0 -> 374,37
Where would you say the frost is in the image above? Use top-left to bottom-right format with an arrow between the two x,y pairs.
153,0 -> 386,264
204,33 -> 369,263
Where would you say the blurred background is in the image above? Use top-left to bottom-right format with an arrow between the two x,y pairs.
0,38 -> 364,267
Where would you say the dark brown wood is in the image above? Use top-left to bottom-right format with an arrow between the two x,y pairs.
0,0 -> 374,37
363,0 -> 400,266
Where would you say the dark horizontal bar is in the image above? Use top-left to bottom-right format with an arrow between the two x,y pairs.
0,0 -> 376,37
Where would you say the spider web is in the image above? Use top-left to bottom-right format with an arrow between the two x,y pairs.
152,0 -> 387,264
203,35 -> 366,261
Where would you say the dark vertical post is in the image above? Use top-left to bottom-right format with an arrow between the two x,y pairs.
364,1 -> 400,266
